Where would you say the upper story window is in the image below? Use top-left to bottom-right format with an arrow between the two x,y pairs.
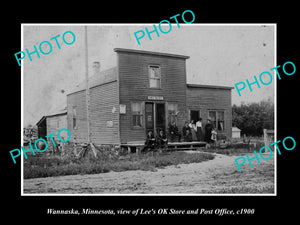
149,65 -> 161,88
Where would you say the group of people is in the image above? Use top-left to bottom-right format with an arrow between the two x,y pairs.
142,118 -> 217,152
142,129 -> 168,152
169,118 -> 216,143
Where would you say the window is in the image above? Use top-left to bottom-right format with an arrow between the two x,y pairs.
149,65 -> 161,88
131,102 -> 143,128
168,103 -> 178,125
72,107 -> 77,129
217,111 -> 225,131
208,110 -> 225,131
208,111 -> 216,128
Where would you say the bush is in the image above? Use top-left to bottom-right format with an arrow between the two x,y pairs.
232,99 -> 274,136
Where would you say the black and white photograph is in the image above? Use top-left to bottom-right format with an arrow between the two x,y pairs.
21,24 -> 276,195
4,5 -> 298,221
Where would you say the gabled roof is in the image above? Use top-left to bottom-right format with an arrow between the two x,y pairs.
36,116 -> 47,127
36,109 -> 67,126
232,127 -> 241,132
67,67 -> 117,95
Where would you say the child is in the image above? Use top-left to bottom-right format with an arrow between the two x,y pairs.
211,128 -> 217,147
185,129 -> 193,142
182,122 -> 192,142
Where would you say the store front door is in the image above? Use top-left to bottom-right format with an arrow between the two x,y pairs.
145,102 -> 166,135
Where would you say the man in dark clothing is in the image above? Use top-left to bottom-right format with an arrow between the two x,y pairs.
157,130 -> 168,150
168,121 -> 181,142
182,122 -> 192,142
204,119 -> 214,143
142,130 -> 156,152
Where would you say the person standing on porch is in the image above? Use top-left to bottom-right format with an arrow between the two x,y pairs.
168,121 -> 181,142
204,119 -> 214,143
182,122 -> 192,142
196,118 -> 203,141
189,120 -> 197,141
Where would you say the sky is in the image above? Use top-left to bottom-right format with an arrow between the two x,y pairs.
23,24 -> 275,126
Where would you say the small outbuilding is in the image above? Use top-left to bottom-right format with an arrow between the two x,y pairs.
36,109 -> 67,141
232,126 -> 241,139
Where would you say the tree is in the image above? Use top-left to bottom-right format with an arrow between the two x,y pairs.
232,99 -> 274,136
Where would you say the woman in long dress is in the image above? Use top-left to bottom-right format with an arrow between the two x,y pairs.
189,120 -> 197,141
196,118 -> 203,141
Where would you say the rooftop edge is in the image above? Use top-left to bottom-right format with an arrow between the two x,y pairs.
187,83 -> 233,90
114,48 -> 190,59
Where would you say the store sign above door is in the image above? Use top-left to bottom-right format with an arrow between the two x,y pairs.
148,96 -> 164,101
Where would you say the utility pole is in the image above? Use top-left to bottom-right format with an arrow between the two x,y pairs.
84,26 -> 91,144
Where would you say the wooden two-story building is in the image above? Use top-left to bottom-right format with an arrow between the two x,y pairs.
67,48 -> 232,145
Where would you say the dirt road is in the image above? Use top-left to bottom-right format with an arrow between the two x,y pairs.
23,153 -> 275,194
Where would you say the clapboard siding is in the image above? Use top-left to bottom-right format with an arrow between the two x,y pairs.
67,90 -> 88,143
90,81 -> 119,144
186,86 -> 232,138
67,80 -> 119,145
117,51 -> 188,143
46,114 -> 67,142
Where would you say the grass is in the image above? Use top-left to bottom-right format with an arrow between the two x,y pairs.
23,137 -> 266,180
198,137 -> 266,155
198,147 -> 255,156
24,149 -> 215,179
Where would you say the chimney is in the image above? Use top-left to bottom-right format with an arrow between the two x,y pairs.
92,61 -> 100,77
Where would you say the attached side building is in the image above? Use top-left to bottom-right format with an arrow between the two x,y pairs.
67,67 -> 119,144
186,84 -> 232,139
